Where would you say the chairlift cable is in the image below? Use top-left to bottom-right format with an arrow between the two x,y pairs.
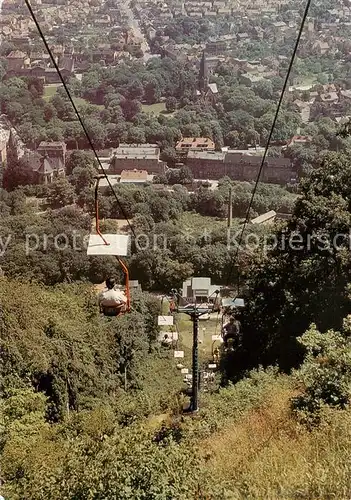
24,0 -> 137,240
225,0 -> 312,288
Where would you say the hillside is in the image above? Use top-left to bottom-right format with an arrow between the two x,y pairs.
1,277 -> 351,499
3,0 -> 351,493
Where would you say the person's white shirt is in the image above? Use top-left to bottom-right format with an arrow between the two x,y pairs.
99,287 -> 127,307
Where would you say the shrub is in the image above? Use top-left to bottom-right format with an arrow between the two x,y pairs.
291,322 -> 351,424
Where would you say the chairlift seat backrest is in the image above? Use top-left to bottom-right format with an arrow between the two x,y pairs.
87,234 -> 130,256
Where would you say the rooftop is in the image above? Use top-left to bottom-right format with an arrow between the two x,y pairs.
251,210 -> 277,224
120,169 -> 149,182
7,50 -> 27,58
176,137 -> 215,150
37,141 -> 66,150
187,150 -> 225,161
112,144 -> 159,159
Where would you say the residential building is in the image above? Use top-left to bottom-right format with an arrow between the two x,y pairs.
6,50 -> 29,71
176,137 -> 215,152
33,155 -> 65,184
186,150 -> 295,184
19,149 -> 65,185
286,135 -> 312,147
37,141 -> 66,168
108,144 -> 166,175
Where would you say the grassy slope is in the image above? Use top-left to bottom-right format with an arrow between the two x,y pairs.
199,380 -> 351,499
176,212 -> 227,235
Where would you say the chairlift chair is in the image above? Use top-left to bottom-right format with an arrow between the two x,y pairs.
87,176 -> 131,316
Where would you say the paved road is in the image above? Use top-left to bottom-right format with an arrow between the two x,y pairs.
121,0 -> 151,60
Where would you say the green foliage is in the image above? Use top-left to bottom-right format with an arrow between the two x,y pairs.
291,322 -> 351,422
47,177 -> 76,209
194,366 -> 286,438
238,151 -> 351,372
0,364 -> 289,499
0,278 -> 164,422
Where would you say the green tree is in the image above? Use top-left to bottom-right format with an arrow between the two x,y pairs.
165,96 -> 177,112
292,320 -> 351,423
70,165 -> 95,193
238,151 -> 351,373
253,80 -> 274,100
65,150 -> 96,176
47,177 -> 76,209
3,152 -> 35,191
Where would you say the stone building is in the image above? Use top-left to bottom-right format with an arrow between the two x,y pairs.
37,141 -> 66,166
196,51 -> 218,104
186,150 -> 295,184
108,144 -> 166,175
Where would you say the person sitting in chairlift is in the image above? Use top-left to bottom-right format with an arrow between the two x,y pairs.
98,277 -> 127,316
222,315 -> 242,348
213,347 -> 220,363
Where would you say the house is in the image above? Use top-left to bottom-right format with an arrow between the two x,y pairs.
286,135 -> 312,147
319,91 -> 339,103
119,169 -> 149,184
312,40 -> 330,55
6,50 -> 29,71
237,32 -> 249,42
340,90 -> 351,101
272,21 -> 288,31
37,141 -> 66,168
206,40 -> 228,55
20,149 -> 65,185
108,144 -> 166,175
33,155 -> 65,184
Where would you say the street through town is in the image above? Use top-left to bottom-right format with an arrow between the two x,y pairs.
119,0 -> 151,60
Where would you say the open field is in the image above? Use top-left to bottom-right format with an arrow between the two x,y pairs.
175,212 -> 228,238
73,97 -> 104,109
141,102 -> 167,114
158,299 -> 220,375
176,312 -> 220,354
43,83 -> 62,100
43,85 -> 104,109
